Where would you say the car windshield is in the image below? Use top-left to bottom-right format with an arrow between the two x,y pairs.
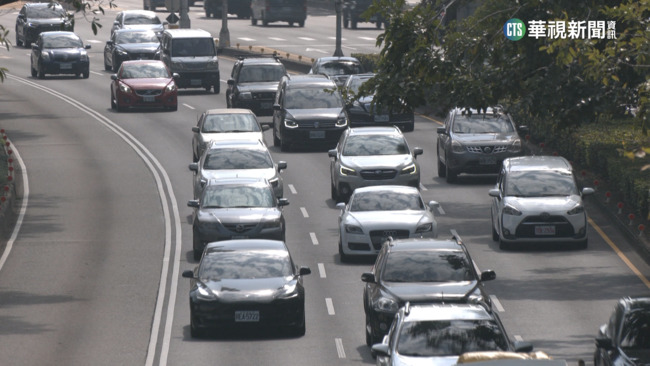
42,34 -> 82,49
319,61 -> 363,76
203,148 -> 273,170
285,87 -> 342,109
350,190 -> 424,212
202,114 -> 261,133
123,14 -> 161,25
620,309 -> 650,349
452,114 -> 515,134
343,134 -> 408,156
381,251 -> 474,282
238,65 -> 286,83
504,170 -> 579,197
116,31 -> 159,44
172,38 -> 216,57
199,249 -> 293,280
26,6 -> 66,18
201,185 -> 275,208
397,319 -> 509,357
347,76 -> 372,94
119,63 -> 170,79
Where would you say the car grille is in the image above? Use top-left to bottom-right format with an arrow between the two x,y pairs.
52,53 -> 80,62
515,215 -> 575,238
252,92 -> 275,100
196,298 -> 302,323
35,24 -> 65,32
135,89 -> 163,97
360,169 -> 397,180
223,223 -> 258,233
297,120 -> 337,129
131,53 -> 156,60
370,229 -> 410,249
467,145 -> 508,154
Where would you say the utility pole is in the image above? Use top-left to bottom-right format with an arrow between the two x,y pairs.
333,0 -> 344,56
218,0 -> 230,50
179,0 -> 190,28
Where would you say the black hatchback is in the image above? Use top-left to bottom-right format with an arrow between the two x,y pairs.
30,31 -> 91,79
15,2 -> 73,48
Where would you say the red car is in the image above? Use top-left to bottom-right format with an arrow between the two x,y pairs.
110,60 -> 178,112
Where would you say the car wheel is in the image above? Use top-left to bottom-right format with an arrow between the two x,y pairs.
189,309 -> 205,338
251,17 -> 257,25
288,21 -> 294,26
491,212 -> 499,241
205,86 -> 211,93
273,129 -> 281,147
168,104 -> 178,112
351,20 -> 358,29
82,70 -> 89,79
445,162 -> 457,183
205,9 -> 210,17
213,83 -> 220,94
499,238 -> 510,251
576,238 -> 588,250
338,240 -> 349,263
112,55 -> 120,72
403,122 -> 414,132
262,19 -> 269,26
437,157 -> 447,178
291,310 -> 306,337
343,14 -> 349,28
31,65 -> 37,77
375,21 -> 382,29
193,229 -> 203,261
298,20 -> 305,27
104,56 -> 111,71
37,63 -> 45,79
111,93 -> 117,110
15,32 -> 22,47
280,137 -> 290,152
24,40 -> 31,48
330,180 -> 338,201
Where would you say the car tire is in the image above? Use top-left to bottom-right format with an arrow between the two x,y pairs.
104,58 -> 111,71
189,309 -> 205,338
112,55 -> 120,72
351,20 -> 358,29
298,20 -> 305,27
205,9 -> 210,17
288,21 -> 294,26
499,238 -> 510,251
111,93 -> 117,110
251,17 -> 257,25
338,239 -> 349,263
193,229 -> 203,261
576,238 -> 588,250
37,63 -> 45,79
330,180 -> 338,201
375,21 -> 382,29
445,162 -> 457,183
491,212 -> 499,241
82,70 -> 89,79
262,19 -> 269,26
31,65 -> 37,77
213,83 -> 220,94
280,137 -> 290,152
437,157 -> 447,178
15,32 -> 22,47
403,122 -> 414,132
291,311 -> 306,337
169,104 -> 178,112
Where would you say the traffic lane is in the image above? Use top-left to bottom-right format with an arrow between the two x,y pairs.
0,81 -> 165,365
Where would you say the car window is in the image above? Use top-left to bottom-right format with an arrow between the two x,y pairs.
202,114 -> 261,133
26,6 -> 66,18
172,38 -> 215,57
347,76 -> 372,94
201,185 -> 275,208
199,249 -> 293,280
396,319 -> 509,357
124,13 -> 161,25
203,148 -> 273,170
120,63 -> 170,79
619,309 -> 650,349
504,170 -> 578,197
381,251 -> 474,282
319,61 -> 363,76
350,191 -> 424,212
452,114 -> 514,134
116,31 -> 159,44
42,34 -> 82,49
239,65 -> 286,83
343,134 -> 408,156
285,87 -> 342,109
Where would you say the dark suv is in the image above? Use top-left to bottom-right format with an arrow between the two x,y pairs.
226,56 -> 287,116
361,236 -> 496,346
15,2 -> 73,48
272,74 -> 348,151
436,106 -> 528,183
204,0 -> 251,18
342,0 -> 385,29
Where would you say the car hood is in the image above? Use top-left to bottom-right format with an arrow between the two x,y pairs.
45,48 -> 85,58
503,195 -> 582,212
201,132 -> 265,145
392,355 -> 459,366
27,18 -> 66,25
346,211 -> 427,227
340,155 -> 413,170
197,207 -> 280,222
383,281 -> 478,302
122,78 -> 172,89
237,82 -> 279,93
116,43 -> 159,53
453,132 -> 519,143
201,168 -> 276,181
287,108 -> 342,120
203,277 -> 294,303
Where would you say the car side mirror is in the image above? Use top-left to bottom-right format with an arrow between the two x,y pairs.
361,272 -> 376,283
278,198 -> 289,206
480,269 -> 496,281
191,126 -> 199,133
181,270 -> 195,278
513,341 -> 534,353
113,20 -> 120,26
518,125 -> 529,135
488,188 -> 501,198
595,336 -> 614,350
106,40 -> 114,46
582,187 -> 595,196
110,74 -> 118,81
299,266 -> 311,276
261,124 -> 271,131
371,343 -> 389,357
436,126 -> 446,135
188,163 -> 198,172
277,161 -> 287,171
428,200 -> 439,211
32,44 -> 39,50
172,73 -> 180,79
413,147 -> 423,157
273,104 -> 281,111
187,200 -> 199,208
227,79 -> 234,85
336,202 -> 346,210
84,44 -> 91,50
328,149 -> 337,158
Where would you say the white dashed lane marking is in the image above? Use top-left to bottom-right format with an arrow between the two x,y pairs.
335,338 -> 346,358
310,232 -> 319,245
288,184 -> 297,194
326,298 -> 335,315
300,207 -> 309,218
318,263 -> 326,278
182,103 -> 195,110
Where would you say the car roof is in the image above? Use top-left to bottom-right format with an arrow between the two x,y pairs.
163,28 -> 213,38
121,10 -> 159,17
503,156 -> 572,173
620,296 -> 650,311
403,303 -> 494,322
113,29 -> 158,34
40,31 -> 78,38
387,237 -> 463,252
205,239 -> 287,253
353,185 -> 420,195
316,56 -> 361,63
203,108 -> 256,115
25,2 -> 65,8
452,106 -> 506,115
238,57 -> 283,65
121,60 -> 166,66
348,126 -> 402,136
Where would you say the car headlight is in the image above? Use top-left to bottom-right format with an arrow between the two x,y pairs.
268,177 -> 279,187
415,223 -> 433,233
165,82 -> 177,92
116,49 -> 128,56
119,82 -> 132,94
340,165 -> 356,176
238,92 -> 252,100
196,284 -> 218,301
284,117 -> 298,128
336,112 -> 348,127
345,224 -> 363,234
451,140 -> 465,153
467,288 -> 487,305
262,218 -> 282,229
278,282 -> 299,299
567,204 -> 585,215
79,52 -> 88,62
207,60 -> 219,68
171,61 -> 184,70
503,204 -> 522,216
374,297 -> 399,313
508,139 -> 522,153
400,163 -> 417,175
41,51 -> 51,61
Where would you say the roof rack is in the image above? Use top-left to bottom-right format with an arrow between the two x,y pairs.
235,53 -> 282,61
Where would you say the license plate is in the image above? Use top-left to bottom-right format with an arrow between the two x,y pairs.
59,63 -> 72,70
235,311 -> 259,322
143,96 -> 155,102
190,79 -> 202,86
231,235 -> 248,239
309,130 -> 325,139
374,114 -> 389,122
479,156 -> 497,165
260,102 -> 272,110
535,225 -> 556,235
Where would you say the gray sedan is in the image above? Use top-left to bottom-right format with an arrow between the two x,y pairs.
337,185 -> 438,261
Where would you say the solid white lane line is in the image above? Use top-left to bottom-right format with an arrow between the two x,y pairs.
490,295 -> 505,312
90,70 -> 103,76
0,140 -> 28,272
318,263 -> 326,278
310,232 -> 319,245
288,184 -> 297,194
182,103 -> 195,110
335,338 -> 346,358
326,298 -> 335,315
300,207 -> 309,218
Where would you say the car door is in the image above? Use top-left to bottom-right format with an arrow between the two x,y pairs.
491,167 -> 505,234
30,35 -> 43,72
16,6 -> 27,45
226,61 -> 242,107
437,111 -> 452,165
330,132 -> 347,188
104,32 -> 118,69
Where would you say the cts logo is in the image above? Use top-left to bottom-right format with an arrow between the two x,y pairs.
504,18 -> 526,41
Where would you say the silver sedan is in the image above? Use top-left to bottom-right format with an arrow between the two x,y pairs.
337,185 -> 438,262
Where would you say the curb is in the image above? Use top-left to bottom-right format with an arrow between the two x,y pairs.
0,129 -> 17,241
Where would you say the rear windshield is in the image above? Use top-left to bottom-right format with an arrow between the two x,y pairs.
172,38 -> 216,57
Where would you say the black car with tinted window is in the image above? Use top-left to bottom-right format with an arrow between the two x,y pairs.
15,2 -> 73,48
272,74 -> 348,151
103,29 -> 160,72
30,31 -> 91,79
226,56 -> 287,116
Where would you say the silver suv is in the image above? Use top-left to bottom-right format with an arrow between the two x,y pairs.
436,106 -> 528,183
328,126 -> 422,202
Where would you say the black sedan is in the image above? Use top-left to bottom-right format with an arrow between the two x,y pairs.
187,177 -> 288,260
595,296 -> 650,366
15,2 -> 73,48
182,239 -> 311,338
104,29 -> 160,72
30,31 -> 91,79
